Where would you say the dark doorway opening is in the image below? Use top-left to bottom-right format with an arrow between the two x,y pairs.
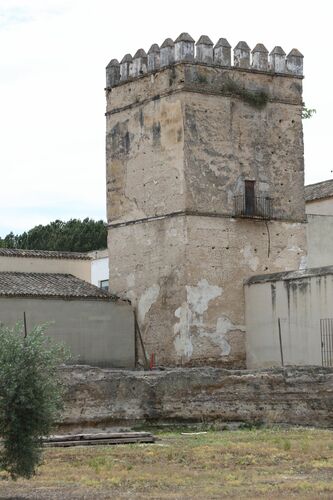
245,180 -> 255,216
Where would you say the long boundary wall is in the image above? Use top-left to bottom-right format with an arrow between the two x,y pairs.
59,366 -> 333,430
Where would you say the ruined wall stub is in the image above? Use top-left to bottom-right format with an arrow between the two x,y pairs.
106,34 -> 307,368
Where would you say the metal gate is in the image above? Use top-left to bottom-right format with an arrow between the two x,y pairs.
320,319 -> 333,367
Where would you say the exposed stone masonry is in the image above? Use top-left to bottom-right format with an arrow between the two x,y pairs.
59,366 -> 333,430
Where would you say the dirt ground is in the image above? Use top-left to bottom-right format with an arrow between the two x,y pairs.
1,426 -> 333,499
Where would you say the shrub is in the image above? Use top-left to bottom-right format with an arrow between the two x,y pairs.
0,322 -> 69,478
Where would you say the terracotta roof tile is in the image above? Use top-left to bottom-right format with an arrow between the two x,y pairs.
305,180 -> 333,202
0,272 -> 116,300
0,248 -> 91,260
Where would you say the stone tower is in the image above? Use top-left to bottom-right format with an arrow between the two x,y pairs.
105,33 -> 306,368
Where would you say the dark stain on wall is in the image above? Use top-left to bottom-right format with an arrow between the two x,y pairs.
110,121 -> 132,157
271,282 -> 276,313
152,122 -> 161,146
139,109 -> 144,128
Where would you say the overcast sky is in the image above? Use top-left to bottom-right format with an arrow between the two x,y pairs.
0,0 -> 331,237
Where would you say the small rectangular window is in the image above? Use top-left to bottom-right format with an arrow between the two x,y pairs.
99,279 -> 109,290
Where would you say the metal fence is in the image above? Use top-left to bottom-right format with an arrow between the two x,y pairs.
234,195 -> 272,219
320,319 -> 333,367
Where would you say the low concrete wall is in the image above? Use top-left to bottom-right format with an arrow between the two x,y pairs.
245,267 -> 333,368
0,297 -> 135,368
59,366 -> 333,430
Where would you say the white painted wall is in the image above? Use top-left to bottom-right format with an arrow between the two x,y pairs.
89,249 -> 109,288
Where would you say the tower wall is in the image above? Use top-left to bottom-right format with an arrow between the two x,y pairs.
106,35 -> 307,367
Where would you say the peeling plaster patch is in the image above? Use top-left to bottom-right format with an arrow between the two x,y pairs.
288,244 -> 302,253
138,284 -> 160,323
173,303 -> 193,358
283,222 -> 303,230
200,316 -> 245,355
241,244 -> 259,272
186,279 -> 222,315
299,255 -> 307,270
200,316 -> 246,355
125,290 -> 136,304
167,227 -> 178,238
173,279 -> 223,359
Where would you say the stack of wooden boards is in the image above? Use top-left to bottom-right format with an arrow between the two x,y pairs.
44,432 -> 155,447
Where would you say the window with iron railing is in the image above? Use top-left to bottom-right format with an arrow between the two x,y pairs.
234,194 -> 272,219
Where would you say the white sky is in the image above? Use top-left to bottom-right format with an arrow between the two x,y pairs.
0,0 -> 331,237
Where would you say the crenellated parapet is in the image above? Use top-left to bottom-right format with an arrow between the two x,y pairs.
106,33 -> 303,88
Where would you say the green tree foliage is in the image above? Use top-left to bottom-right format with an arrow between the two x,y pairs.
0,218 -> 107,252
302,105 -> 316,119
0,323 -> 69,478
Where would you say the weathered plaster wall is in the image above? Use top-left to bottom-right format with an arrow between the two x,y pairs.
0,256 -> 91,282
108,216 -> 187,365
109,216 -> 306,367
245,267 -> 333,368
183,91 -> 304,220
184,217 -> 306,367
0,297 -> 134,368
59,366 -> 333,430
106,62 -> 306,368
106,93 -> 185,224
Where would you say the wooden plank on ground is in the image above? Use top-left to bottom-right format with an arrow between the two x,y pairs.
43,432 -> 155,447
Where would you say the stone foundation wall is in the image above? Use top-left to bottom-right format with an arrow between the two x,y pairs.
59,366 -> 333,430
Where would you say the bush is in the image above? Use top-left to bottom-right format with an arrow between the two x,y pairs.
0,323 -> 69,478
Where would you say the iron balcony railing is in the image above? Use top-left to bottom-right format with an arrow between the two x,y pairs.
234,195 -> 272,220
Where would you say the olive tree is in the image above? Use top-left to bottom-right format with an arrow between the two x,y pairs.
0,322 -> 69,478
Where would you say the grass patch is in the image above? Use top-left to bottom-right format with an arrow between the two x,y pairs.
222,79 -> 269,109
1,427 -> 333,499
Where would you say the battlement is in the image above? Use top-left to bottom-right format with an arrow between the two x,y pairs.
106,33 -> 303,88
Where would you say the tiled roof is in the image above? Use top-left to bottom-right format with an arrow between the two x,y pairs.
305,179 -> 333,202
0,248 -> 91,260
0,272 -> 116,300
